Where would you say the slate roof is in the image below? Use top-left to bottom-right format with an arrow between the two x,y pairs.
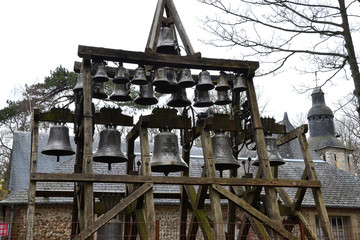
3,131 -> 360,209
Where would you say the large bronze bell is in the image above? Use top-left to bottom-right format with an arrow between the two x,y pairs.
41,124 -> 75,161
131,66 -> 148,85
252,136 -> 285,166
152,67 -> 170,88
93,65 -> 109,83
113,65 -> 129,84
97,194 -> 122,240
196,70 -> 214,91
233,74 -> 247,92
151,131 -> 188,176
212,132 -> 240,172
215,72 -> 231,91
154,67 -> 179,94
93,81 -> 108,100
178,68 -> 196,88
193,89 -> 213,108
215,90 -> 232,105
134,82 -> 158,105
93,127 -> 127,170
167,88 -> 191,108
156,26 -> 179,55
109,83 -> 132,102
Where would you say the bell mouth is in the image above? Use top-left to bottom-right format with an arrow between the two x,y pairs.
193,101 -> 213,108
134,97 -> 158,106
112,77 -> 130,84
196,84 -> 215,91
41,149 -> 75,156
167,100 -> 191,108
109,95 -> 132,102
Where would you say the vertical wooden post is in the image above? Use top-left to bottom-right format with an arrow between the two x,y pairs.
245,76 -> 282,235
200,128 -> 226,240
297,133 -> 334,240
124,139 -> 135,240
139,127 -> 156,240
179,136 -> 190,240
82,59 -> 94,238
26,109 -> 40,240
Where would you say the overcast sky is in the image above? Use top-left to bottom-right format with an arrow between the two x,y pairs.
0,0 -> 354,123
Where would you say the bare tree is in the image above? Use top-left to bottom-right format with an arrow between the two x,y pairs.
198,0 -> 360,116
334,94 -> 360,175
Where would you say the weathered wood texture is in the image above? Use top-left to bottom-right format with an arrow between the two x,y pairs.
25,109 -> 40,240
78,45 -> 259,73
31,173 -> 321,188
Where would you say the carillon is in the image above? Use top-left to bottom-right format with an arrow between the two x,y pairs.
110,83 -> 132,102
215,72 -> 231,91
193,89 -> 213,108
167,88 -> 191,108
151,131 -> 188,176
178,68 -> 195,88
92,82 -> 108,100
252,136 -> 285,166
131,66 -> 148,85
41,123 -> 75,162
211,132 -> 240,172
134,82 -> 158,105
156,26 -> 179,55
93,64 -> 109,83
233,74 -> 247,93
113,65 -> 129,84
215,90 -> 232,105
93,126 -> 128,170
196,70 -> 214,91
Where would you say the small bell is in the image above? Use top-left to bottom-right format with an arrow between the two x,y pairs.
193,89 -> 213,108
196,70 -> 214,91
215,90 -> 232,105
152,67 -> 170,88
131,66 -> 148,85
134,82 -> 158,105
93,127 -> 128,170
73,73 -> 83,93
212,132 -> 240,172
113,65 -> 129,84
41,124 -> 75,161
151,131 -> 188,176
252,136 -> 285,166
93,65 -> 109,83
92,81 -> 108,100
215,72 -> 231,91
233,74 -> 247,93
109,83 -> 132,102
178,68 -> 196,88
154,67 -> 179,94
167,88 -> 191,108
156,26 -> 179,55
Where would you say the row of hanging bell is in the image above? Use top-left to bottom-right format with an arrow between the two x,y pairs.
41,123 -> 75,162
93,126 -> 128,170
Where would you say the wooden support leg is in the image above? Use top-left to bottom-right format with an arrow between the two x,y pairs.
200,128 -> 226,240
297,133 -> 334,240
180,143 -> 190,240
26,109 -> 40,240
246,76 -> 282,237
139,127 -> 156,240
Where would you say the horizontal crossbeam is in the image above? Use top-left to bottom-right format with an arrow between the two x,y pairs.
31,173 -> 321,188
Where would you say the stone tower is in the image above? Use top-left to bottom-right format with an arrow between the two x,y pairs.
307,87 -> 355,174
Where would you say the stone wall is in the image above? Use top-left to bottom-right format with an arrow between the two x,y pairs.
5,204 -> 72,239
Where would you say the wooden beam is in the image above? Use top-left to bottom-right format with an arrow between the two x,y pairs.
212,185 -> 297,240
166,0 -> 196,55
276,125 -> 308,146
276,187 -> 318,240
246,76 -> 283,237
31,173 -> 321,188
74,183 -> 153,240
78,45 -> 259,72
297,133 -> 334,239
139,127 -> 156,240
25,109 -> 40,240
146,0 -> 166,52
82,59 -> 94,234
200,129 -> 226,239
